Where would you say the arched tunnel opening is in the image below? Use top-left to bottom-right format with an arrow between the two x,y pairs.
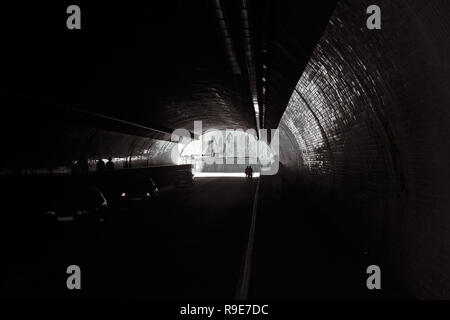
178,129 -> 273,177
1,0 -> 450,302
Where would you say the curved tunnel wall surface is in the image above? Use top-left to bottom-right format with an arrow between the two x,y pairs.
279,0 -> 450,298
0,125 -> 178,172
81,130 -> 179,169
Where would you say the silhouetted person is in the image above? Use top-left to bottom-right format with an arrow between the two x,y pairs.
105,157 -> 115,171
96,158 -> 105,172
245,166 -> 253,179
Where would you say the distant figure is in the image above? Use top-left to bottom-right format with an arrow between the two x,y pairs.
245,166 -> 253,179
96,158 -> 105,172
78,157 -> 89,173
105,157 -> 115,171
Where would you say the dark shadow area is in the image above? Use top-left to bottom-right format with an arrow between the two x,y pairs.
250,172 -> 412,299
0,171 -> 257,299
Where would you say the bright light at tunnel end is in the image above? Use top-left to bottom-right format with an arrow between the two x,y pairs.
193,172 -> 261,178
170,120 -> 280,176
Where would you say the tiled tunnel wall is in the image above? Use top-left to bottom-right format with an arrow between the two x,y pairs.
278,0 -> 450,298
0,125 -> 178,173
80,130 -> 179,170
0,96 -> 180,172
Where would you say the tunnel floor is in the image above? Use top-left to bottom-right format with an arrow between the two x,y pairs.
0,174 -> 411,299
1,177 -> 256,299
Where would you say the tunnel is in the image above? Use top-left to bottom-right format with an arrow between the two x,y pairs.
1,0 -> 450,300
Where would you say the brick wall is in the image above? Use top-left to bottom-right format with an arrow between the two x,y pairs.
278,0 -> 450,298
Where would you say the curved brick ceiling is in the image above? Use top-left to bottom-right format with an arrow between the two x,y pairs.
1,1 -> 255,134
0,1 -> 336,132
